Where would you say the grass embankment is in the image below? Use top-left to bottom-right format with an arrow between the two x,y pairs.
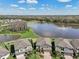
7,56 -> 16,59
52,57 -> 60,59
29,53 -> 40,59
0,29 -> 38,38
28,50 -> 41,59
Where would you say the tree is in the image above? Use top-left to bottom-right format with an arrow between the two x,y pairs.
51,39 -> 56,57
60,47 -> 65,59
10,45 -> 16,59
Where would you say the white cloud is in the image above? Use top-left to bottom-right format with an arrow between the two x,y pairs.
40,7 -> 45,10
66,5 -> 72,8
11,4 -> 18,7
28,7 -> 36,10
26,0 -> 38,4
18,0 -> 25,3
19,7 -> 26,10
72,7 -> 78,9
57,0 -> 72,2
41,4 -> 51,10
65,5 -> 78,10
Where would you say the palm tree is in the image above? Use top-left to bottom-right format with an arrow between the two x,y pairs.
10,45 -> 16,59
60,47 -> 65,59
51,39 -> 56,57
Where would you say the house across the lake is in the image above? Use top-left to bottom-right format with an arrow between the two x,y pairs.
8,20 -> 27,32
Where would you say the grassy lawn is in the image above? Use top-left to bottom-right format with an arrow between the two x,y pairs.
19,29 -> 38,38
52,56 -> 60,59
29,51 -> 41,59
0,28 -> 38,38
7,55 -> 16,59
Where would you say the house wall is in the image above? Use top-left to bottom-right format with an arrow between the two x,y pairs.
15,46 -> 32,54
37,46 -> 51,51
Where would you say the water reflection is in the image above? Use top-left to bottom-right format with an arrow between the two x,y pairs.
28,23 -> 79,39
0,34 -> 20,42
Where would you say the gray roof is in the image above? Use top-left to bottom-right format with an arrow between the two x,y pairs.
0,47 -> 9,58
55,39 -> 73,49
36,38 -> 51,47
69,39 -> 79,49
12,39 -> 32,50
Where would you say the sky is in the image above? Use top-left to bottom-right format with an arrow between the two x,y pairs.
0,0 -> 79,15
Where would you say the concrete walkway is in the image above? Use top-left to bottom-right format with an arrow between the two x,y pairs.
64,55 -> 73,59
16,54 -> 25,59
44,52 -> 51,59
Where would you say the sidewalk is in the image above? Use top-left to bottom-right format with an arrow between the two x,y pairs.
64,55 -> 73,59
16,54 -> 25,59
44,52 -> 51,59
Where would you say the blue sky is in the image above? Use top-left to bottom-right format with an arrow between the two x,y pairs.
0,0 -> 79,15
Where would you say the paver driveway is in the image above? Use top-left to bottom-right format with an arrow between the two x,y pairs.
16,54 -> 25,59
64,55 -> 73,59
44,52 -> 51,59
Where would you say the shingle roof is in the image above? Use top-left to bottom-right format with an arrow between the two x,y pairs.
69,39 -> 79,49
11,39 -> 32,50
36,38 -> 51,47
0,47 -> 9,58
55,39 -> 73,49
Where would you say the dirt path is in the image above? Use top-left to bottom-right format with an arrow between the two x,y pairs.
64,55 -> 73,59
44,52 -> 51,59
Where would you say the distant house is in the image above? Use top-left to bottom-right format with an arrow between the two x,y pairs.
36,38 -> 51,51
0,47 -> 9,59
11,39 -> 32,55
9,20 -> 27,32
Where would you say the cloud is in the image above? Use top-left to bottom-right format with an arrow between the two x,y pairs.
11,4 -> 18,7
65,5 -> 78,10
28,7 -> 36,10
26,0 -> 38,4
41,4 -> 52,10
19,7 -> 26,10
18,0 -> 25,3
72,7 -> 78,9
40,7 -> 45,10
65,5 -> 72,8
57,0 -> 72,2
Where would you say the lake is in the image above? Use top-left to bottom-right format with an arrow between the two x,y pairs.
28,23 -> 79,39
0,34 -> 20,42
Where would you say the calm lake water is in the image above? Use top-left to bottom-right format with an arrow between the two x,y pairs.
0,35 -> 20,42
28,23 -> 79,39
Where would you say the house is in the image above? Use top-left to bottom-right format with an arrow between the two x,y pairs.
10,39 -> 32,55
9,20 -> 27,32
69,39 -> 79,53
36,38 -> 51,51
0,47 -> 9,59
55,39 -> 74,55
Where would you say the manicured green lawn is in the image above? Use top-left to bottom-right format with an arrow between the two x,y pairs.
7,55 -> 16,59
0,29 -> 38,38
19,29 -> 38,38
29,52 -> 41,59
52,56 -> 60,59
